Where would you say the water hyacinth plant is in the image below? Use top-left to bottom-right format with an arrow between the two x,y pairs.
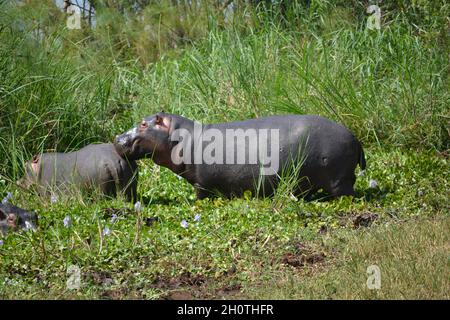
50,194 -> 58,204
111,214 -> 118,224
63,216 -> 71,228
369,179 -> 378,189
180,220 -> 188,229
134,201 -> 142,213
102,227 -> 110,237
24,221 -> 36,232
2,192 -> 12,204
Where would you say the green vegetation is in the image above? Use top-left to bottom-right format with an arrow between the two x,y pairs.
0,0 -> 449,299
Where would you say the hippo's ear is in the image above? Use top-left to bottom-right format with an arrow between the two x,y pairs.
155,114 -> 171,133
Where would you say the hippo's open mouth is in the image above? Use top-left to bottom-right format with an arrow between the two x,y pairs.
130,137 -> 142,154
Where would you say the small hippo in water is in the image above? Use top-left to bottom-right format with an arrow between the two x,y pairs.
17,143 -> 138,202
114,112 -> 365,199
0,203 -> 38,235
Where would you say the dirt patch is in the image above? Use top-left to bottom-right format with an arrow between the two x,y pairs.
151,272 -> 241,300
216,283 -> 242,297
167,291 -> 195,300
282,242 -> 326,268
144,216 -> 159,227
337,211 -> 379,228
84,270 -> 114,287
154,272 -> 207,288
101,287 -> 129,300
437,150 -> 449,159
282,252 -> 325,268
153,272 -> 207,300
353,213 -> 379,228
318,225 -> 328,234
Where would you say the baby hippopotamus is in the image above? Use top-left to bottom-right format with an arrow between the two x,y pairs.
17,143 -> 138,202
0,203 -> 38,234
114,112 -> 366,199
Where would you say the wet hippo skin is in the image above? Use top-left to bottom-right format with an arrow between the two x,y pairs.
115,113 -> 366,200
18,143 -> 138,202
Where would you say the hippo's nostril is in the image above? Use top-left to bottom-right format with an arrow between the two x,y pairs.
139,120 -> 148,130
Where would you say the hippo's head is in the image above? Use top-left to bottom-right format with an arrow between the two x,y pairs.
16,155 -> 40,189
114,112 -> 174,160
0,204 -> 38,235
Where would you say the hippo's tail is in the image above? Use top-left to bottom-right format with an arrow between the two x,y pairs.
358,142 -> 366,170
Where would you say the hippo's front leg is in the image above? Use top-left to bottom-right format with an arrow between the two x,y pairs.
194,183 -> 213,200
111,159 -> 138,203
123,175 -> 138,202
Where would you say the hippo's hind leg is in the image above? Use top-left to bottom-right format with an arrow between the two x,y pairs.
99,180 -> 117,199
293,176 -> 318,200
326,174 -> 356,198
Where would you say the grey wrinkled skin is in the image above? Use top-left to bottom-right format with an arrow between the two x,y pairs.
0,203 -> 38,235
115,113 -> 366,199
17,143 -> 138,202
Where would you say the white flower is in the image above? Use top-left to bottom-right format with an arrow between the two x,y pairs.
369,179 -> 378,189
24,221 -> 36,232
0,240 -> 3,246
180,220 -> 188,229
111,214 -> 118,224
194,214 -> 201,222
63,216 -> 71,228
2,192 -> 12,204
134,201 -> 142,213
102,227 -> 110,236
50,194 -> 58,204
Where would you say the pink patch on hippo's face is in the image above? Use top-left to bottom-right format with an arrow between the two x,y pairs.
31,162 -> 39,173
31,155 -> 40,174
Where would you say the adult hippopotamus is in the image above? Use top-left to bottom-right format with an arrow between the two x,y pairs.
114,112 -> 365,199
0,203 -> 38,234
17,143 -> 138,202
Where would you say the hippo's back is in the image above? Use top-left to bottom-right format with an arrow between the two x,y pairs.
211,114 -> 360,164
37,143 -> 130,188
205,114 -> 364,197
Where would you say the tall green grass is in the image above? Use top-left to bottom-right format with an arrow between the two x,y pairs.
134,19 -> 449,149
